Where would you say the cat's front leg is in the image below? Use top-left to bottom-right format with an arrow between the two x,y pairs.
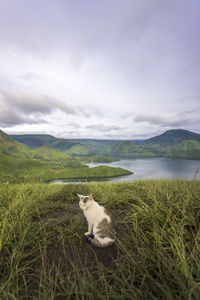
85,223 -> 93,236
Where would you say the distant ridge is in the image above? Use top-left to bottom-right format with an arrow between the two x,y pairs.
11,133 -> 76,150
0,130 -> 83,168
144,129 -> 200,145
7,128 -> 200,160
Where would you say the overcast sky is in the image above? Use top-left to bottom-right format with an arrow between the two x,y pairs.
0,0 -> 199,140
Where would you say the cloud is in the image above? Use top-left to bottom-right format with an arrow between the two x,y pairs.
19,72 -> 41,81
0,89 -> 78,115
0,104 -> 47,127
134,114 -> 193,128
0,89 -> 90,127
86,123 -> 127,132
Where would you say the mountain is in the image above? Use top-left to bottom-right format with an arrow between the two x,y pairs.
142,129 -> 200,159
11,134 -> 76,150
31,146 -> 83,168
67,139 -> 120,148
0,130 -> 83,168
66,144 -> 97,156
144,129 -> 200,146
101,141 -> 162,158
0,130 -> 32,158
9,129 -> 200,160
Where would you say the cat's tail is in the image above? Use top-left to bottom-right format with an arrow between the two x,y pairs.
87,236 -> 115,248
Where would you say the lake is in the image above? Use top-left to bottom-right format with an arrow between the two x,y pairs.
52,158 -> 200,184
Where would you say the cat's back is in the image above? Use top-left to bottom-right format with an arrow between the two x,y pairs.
84,202 -> 107,223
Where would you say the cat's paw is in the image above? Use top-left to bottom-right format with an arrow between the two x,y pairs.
84,233 -> 94,242
84,232 -> 90,237
85,235 -> 94,243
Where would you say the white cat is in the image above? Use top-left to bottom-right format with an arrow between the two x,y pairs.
78,194 -> 116,248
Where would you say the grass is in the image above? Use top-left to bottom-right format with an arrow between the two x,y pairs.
49,165 -> 133,181
0,180 -> 200,299
0,154 -> 132,183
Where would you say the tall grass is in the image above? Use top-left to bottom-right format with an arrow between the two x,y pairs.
0,180 -> 200,299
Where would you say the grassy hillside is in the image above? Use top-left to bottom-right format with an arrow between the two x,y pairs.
0,154 -> 50,183
164,149 -> 200,160
162,140 -> 200,160
50,165 -> 133,181
0,154 -> 132,183
101,141 -> 161,158
11,134 -> 75,150
10,129 -> 200,160
31,146 -> 83,168
77,155 -> 119,163
66,144 -> 96,156
144,129 -> 200,146
0,130 -> 32,158
0,180 -> 200,299
0,130 -> 83,169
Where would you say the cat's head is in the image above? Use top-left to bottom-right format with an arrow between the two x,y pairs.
77,194 -> 93,211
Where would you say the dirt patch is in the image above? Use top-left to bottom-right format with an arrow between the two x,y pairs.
28,202 -> 130,298
34,201 -> 128,269
32,202 -> 81,225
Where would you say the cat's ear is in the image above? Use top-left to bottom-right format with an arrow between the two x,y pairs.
77,194 -> 82,199
89,194 -> 93,200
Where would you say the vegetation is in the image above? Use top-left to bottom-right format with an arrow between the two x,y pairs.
101,141 -> 162,158
77,155 -> 119,163
11,133 -> 75,150
66,144 -> 96,156
0,180 -> 200,299
0,154 -> 49,183
0,154 -> 132,183
0,131 -> 133,183
0,130 -> 83,169
144,129 -> 200,146
31,146 -> 83,168
0,130 -> 31,158
164,150 -> 200,160
50,165 -> 132,182
11,129 -> 200,160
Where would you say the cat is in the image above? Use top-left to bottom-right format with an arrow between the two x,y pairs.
77,194 -> 116,248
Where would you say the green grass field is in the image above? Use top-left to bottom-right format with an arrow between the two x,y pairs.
0,180 -> 200,299
0,154 -> 132,183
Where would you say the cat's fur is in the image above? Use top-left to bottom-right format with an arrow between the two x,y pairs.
78,194 -> 116,248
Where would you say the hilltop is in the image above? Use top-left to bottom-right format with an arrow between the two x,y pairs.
144,129 -> 200,146
11,133 -> 76,150
0,180 -> 200,299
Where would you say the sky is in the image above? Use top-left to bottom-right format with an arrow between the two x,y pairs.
0,0 -> 200,140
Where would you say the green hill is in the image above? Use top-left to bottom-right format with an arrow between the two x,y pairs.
11,134 -> 75,150
0,153 -> 132,183
0,130 -> 132,182
0,153 -> 50,183
31,146 -> 83,168
9,129 -> 200,160
0,130 -> 83,169
163,140 -> 200,159
101,141 -> 161,158
174,140 -> 200,151
144,129 -> 200,147
0,130 -> 32,158
66,144 -> 96,156
78,155 -> 119,163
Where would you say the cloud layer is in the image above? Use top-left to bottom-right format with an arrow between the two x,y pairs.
0,89 -> 91,127
0,0 -> 200,138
